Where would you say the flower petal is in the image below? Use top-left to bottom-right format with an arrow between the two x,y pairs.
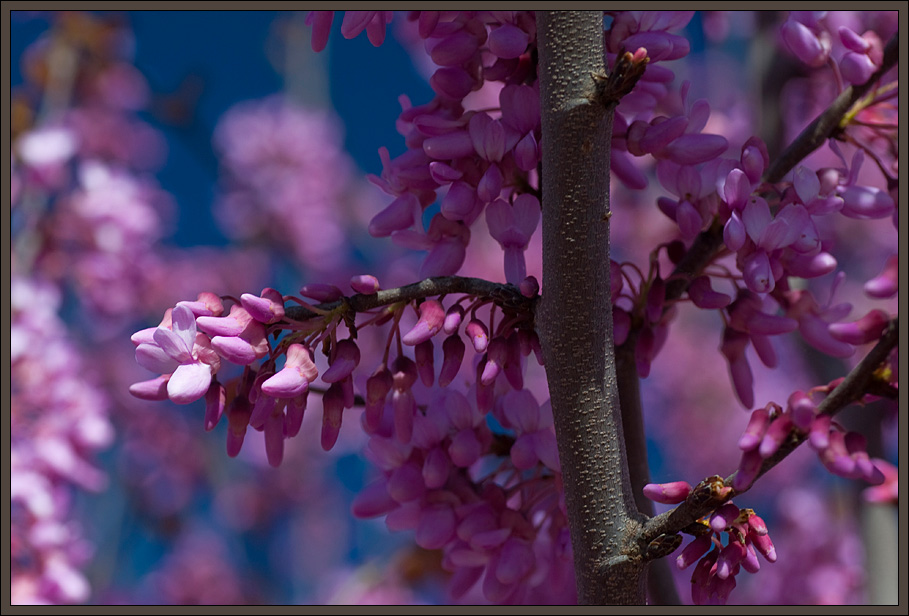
167,362 -> 212,404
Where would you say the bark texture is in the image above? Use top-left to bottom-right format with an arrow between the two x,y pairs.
536,11 -> 645,604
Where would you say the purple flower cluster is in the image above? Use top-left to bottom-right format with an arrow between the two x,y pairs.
311,11 -> 543,284
129,274 -> 572,602
734,486 -> 867,604
709,143 -> 895,408
212,97 -> 360,273
781,11 -> 893,85
601,15 -> 897,418
733,392 -> 888,493
645,481 -> 776,605
11,278 -> 114,604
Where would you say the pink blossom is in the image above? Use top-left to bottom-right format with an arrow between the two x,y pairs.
781,17 -> 830,66
485,194 -> 540,284
240,287 -> 285,324
643,480 -> 692,504
402,299 -> 446,345
132,304 -> 220,404
864,255 -> 898,298
261,344 -> 318,398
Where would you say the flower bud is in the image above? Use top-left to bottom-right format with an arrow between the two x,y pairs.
443,304 -> 465,334
786,390 -> 817,430
240,288 -> 285,324
415,340 -> 435,387
439,334 -> 466,387
738,407 -> 770,451
710,502 -> 741,532
759,415 -> 794,458
350,274 -> 380,295
402,299 -> 446,346
298,283 -> 344,302
864,255 -> 897,298
466,319 -> 489,353
322,339 -> 361,383
643,480 -> 692,504
828,309 -> 890,345
320,382 -> 346,451
480,337 -> 507,386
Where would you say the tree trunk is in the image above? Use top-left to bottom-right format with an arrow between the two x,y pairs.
536,10 -> 646,605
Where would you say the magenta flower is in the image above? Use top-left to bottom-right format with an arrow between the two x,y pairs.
431,66 -> 480,100
838,27 -> 881,84
864,255 -> 898,298
321,339 -> 361,383
306,11 -> 334,52
393,214 -> 471,278
363,365 -> 392,433
784,279 -> 855,359
488,23 -> 530,59
240,287 -> 285,324
443,304 -> 465,334
500,83 -> 540,139
862,458 -> 897,504
500,390 -> 560,472
643,480 -> 692,505
402,299 -> 446,346
340,11 -> 393,47
828,308 -> 890,345
299,283 -> 344,302
485,195 -> 540,284
321,381 -> 347,451
781,17 -> 830,67
350,274 -> 380,295
196,304 -> 269,365
737,406 -> 771,450
368,192 -> 423,238
439,334 -> 466,387
261,343 -> 318,398
132,304 -> 221,405
688,276 -> 731,309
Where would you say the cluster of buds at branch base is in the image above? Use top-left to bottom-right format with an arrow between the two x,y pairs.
644,479 -> 775,605
128,274 -> 542,470
733,390 -> 886,492
591,47 -> 650,106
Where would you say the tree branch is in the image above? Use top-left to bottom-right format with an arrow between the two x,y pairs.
284,276 -> 535,322
536,10 -> 646,605
615,331 -> 682,605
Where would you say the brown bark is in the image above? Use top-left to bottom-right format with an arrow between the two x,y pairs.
536,10 -> 646,604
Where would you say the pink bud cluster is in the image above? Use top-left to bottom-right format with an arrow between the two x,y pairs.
612,17 -> 895,408
11,277 -> 114,604
212,97 -> 358,272
309,11 -> 544,285
781,11 -> 894,85
129,290 -> 295,466
128,273 -> 572,601
644,481 -> 776,606
608,11 -> 730,192
733,392 -> 888,492
353,297 -> 569,602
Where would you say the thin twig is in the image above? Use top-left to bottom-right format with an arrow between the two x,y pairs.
284,276 -> 535,322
